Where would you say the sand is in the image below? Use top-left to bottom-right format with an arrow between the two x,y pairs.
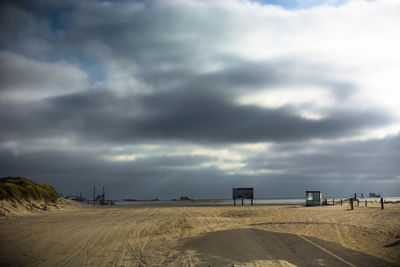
0,198 -> 78,216
0,201 -> 399,266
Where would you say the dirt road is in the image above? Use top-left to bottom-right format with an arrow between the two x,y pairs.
181,228 -> 396,266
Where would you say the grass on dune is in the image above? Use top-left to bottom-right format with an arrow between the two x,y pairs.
0,176 -> 60,202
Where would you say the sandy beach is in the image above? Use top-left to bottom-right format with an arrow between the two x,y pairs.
0,201 -> 399,266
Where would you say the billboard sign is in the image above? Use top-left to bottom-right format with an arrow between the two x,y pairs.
233,188 -> 254,199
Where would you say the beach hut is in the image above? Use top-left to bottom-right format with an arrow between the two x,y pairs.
306,191 -> 322,206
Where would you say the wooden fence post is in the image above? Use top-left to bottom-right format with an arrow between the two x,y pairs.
350,198 -> 353,210
381,198 -> 384,210
365,200 -> 367,207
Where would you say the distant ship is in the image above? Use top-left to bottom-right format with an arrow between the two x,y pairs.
369,192 -> 381,198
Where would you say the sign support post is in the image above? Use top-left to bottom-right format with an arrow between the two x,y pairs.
232,188 -> 254,206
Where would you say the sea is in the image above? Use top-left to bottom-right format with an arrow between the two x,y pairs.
115,196 -> 400,206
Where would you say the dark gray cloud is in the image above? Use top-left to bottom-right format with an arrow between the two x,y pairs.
0,0 -> 399,198
1,133 -> 399,199
0,147 -> 217,198
0,86 -> 392,144
245,134 -> 400,183
132,87 -> 390,143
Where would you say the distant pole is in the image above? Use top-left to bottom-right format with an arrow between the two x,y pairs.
354,193 -> 357,200
350,198 -> 353,210
93,186 -> 96,205
242,198 -> 244,206
103,186 -> 105,205
381,197 -> 384,210
340,199 -> 343,206
365,200 -> 367,207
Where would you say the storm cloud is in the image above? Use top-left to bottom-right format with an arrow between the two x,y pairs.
1,0 -> 399,199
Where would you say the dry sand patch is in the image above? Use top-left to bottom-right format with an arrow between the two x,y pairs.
0,203 -> 399,266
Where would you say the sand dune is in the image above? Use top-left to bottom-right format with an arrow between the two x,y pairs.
0,176 -> 73,217
0,202 -> 399,266
0,198 -> 78,216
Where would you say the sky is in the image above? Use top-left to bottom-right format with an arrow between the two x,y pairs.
1,0 -> 399,200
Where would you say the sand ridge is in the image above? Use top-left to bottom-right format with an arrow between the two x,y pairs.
0,198 -> 79,216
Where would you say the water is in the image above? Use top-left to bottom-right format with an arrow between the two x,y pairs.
115,198 -> 305,206
115,196 -> 400,206
324,196 -> 400,202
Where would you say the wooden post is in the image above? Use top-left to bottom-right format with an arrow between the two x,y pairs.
365,200 -> 367,207
381,198 -> 384,210
350,198 -> 353,210
354,193 -> 357,200
103,186 -> 105,205
340,199 -> 343,206
242,198 -> 244,206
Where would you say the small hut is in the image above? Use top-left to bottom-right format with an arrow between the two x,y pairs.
306,191 -> 322,206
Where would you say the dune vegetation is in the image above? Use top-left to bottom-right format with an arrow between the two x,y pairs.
0,176 -> 60,202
